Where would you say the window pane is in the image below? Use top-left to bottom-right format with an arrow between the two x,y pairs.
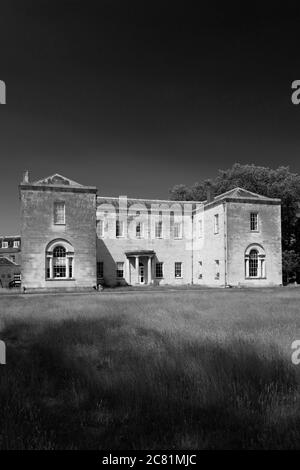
116,220 -> 124,237
53,246 -> 66,277
116,262 -> 124,278
175,262 -> 182,278
155,262 -> 163,278
54,202 -> 65,224
174,222 -> 182,238
249,249 -> 258,277
250,213 -> 258,231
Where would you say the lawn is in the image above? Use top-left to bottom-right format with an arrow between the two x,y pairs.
0,288 -> 300,450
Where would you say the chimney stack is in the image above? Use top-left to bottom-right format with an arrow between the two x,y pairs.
23,170 -> 29,183
206,182 -> 214,203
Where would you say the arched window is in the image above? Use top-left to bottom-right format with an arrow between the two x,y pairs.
53,246 -> 66,278
245,244 -> 266,279
249,249 -> 258,277
46,240 -> 74,280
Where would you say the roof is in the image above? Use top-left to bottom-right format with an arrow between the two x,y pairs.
33,173 -> 84,187
20,173 -> 97,193
213,187 -> 279,202
0,256 -> 19,266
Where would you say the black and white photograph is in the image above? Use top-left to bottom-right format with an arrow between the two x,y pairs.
1,0 -> 300,458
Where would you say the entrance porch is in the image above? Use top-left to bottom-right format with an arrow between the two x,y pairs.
125,250 -> 155,286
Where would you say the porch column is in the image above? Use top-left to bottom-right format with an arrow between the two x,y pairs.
147,256 -> 152,284
125,257 -> 130,284
135,255 -> 139,284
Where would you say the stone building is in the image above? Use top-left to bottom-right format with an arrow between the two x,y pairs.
0,235 -> 21,287
18,172 -> 282,291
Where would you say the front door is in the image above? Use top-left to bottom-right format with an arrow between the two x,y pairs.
139,262 -> 145,284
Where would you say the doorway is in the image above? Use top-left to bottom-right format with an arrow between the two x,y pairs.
139,262 -> 145,284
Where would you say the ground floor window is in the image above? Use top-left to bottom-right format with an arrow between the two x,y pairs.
97,261 -> 104,278
245,245 -> 266,278
215,260 -> 220,280
155,262 -> 163,278
175,262 -> 182,278
116,262 -> 124,278
46,240 -> 74,280
198,261 -> 203,279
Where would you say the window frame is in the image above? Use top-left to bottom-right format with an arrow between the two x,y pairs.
53,201 -> 65,225
214,214 -> 219,234
97,261 -> 104,278
116,261 -> 124,279
155,262 -> 163,278
174,262 -> 182,278
250,212 -> 259,232
116,219 -> 124,238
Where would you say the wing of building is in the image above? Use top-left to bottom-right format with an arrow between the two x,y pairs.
16,172 -> 282,291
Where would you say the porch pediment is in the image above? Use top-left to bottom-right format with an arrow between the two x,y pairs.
125,250 -> 155,257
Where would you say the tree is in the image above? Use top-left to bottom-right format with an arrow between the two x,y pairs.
282,250 -> 300,284
169,163 -> 300,252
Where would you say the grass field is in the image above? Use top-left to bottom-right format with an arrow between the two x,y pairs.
1,288 -> 300,450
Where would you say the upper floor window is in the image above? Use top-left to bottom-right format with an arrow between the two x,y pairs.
173,222 -> 182,239
13,241 -> 20,248
1,241 -> 8,248
155,220 -> 163,238
198,219 -> 203,238
250,213 -> 258,231
97,219 -> 104,238
54,202 -> 65,225
116,219 -> 124,237
136,222 -> 143,238
214,214 -> 219,234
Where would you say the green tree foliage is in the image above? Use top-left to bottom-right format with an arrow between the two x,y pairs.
169,163 -> 300,254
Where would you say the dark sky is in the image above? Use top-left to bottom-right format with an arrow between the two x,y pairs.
1,1 -> 300,233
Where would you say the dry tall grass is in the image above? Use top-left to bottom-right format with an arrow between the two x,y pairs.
0,288 -> 300,449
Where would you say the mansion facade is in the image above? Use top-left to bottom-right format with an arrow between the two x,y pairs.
14,172 -> 282,291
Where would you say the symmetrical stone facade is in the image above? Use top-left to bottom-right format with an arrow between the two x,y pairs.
17,173 -> 282,290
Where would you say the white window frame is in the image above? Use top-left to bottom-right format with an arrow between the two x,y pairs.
54,201 -> 65,225
13,241 -> 20,248
136,221 -> 144,238
173,222 -> 182,239
46,240 -> 74,280
155,262 -> 163,278
2,242 -> 8,248
250,212 -> 259,232
245,245 -> 266,279
116,262 -> 124,278
175,262 -> 182,278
